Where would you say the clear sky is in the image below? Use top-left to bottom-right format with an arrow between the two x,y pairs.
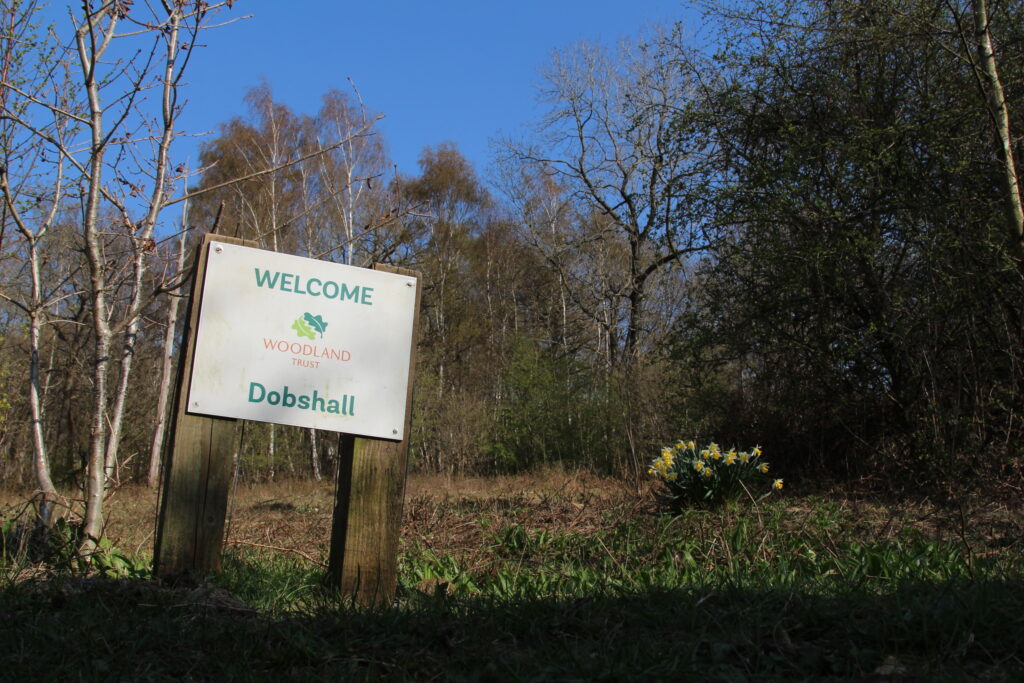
170,1 -> 699,179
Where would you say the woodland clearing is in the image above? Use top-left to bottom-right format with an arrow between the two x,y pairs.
2,472 -> 1022,680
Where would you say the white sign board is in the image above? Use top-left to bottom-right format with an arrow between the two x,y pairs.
187,242 -> 417,440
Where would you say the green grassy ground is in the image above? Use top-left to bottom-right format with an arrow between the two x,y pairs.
1,477 -> 1022,680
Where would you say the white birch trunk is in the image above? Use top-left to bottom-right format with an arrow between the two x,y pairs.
20,229 -> 58,506
309,428 -> 321,481
103,8 -> 183,486
28,308 -> 57,504
102,315 -> 139,486
148,226 -> 188,488
268,422 -> 276,481
973,0 -> 1024,261
82,2 -> 190,545
79,6 -> 117,548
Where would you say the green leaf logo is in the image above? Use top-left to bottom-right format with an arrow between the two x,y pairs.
292,317 -> 315,340
292,312 -> 328,340
303,312 -> 328,337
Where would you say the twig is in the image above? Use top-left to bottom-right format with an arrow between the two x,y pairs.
223,539 -> 325,567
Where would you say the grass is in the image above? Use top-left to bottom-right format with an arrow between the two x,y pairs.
1,473 -> 1023,680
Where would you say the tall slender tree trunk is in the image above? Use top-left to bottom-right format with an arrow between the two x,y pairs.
28,308 -> 57,511
309,428 -> 322,481
83,328 -> 111,545
21,234 -> 58,509
79,8 -> 115,547
973,0 -> 1024,263
103,315 -> 139,485
148,228 -> 189,488
103,8 -> 182,486
285,443 -> 296,476
0,165 -> 61,521
268,423 -> 276,481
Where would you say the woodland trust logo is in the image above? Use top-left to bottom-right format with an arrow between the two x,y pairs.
263,311 -> 351,367
293,312 -> 328,340
250,308 -> 355,415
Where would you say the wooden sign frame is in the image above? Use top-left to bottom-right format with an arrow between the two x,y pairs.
154,234 -> 421,607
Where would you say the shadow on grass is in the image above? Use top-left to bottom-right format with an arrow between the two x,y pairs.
2,567 -> 1023,682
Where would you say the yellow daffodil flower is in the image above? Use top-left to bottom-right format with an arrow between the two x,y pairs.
758,463 -> 769,474
773,478 -> 783,490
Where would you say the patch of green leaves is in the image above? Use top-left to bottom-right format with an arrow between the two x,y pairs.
2,496 -> 1023,680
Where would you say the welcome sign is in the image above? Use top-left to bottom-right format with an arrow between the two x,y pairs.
186,242 -> 418,440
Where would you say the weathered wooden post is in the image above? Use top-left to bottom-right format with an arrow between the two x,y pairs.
327,264 -> 421,605
154,233 -> 251,578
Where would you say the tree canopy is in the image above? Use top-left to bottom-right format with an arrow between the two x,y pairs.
0,0 -> 1021,500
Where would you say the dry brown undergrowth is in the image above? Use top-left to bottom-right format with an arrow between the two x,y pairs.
2,470 -> 1021,565
0,469 -> 641,560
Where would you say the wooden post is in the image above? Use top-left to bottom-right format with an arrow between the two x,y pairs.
327,264 -> 421,605
153,233 -> 252,579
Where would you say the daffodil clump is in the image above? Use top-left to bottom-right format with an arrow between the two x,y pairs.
648,440 -> 781,508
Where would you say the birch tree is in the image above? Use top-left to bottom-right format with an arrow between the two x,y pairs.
949,0 -> 1024,266
147,207 -> 189,488
314,87 -> 389,266
0,0 -> 75,519
1,0 -> 237,549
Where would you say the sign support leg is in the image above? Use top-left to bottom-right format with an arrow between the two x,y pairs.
327,264 -> 421,605
154,234 -> 250,579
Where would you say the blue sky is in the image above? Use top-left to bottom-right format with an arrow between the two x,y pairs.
171,1 -> 699,179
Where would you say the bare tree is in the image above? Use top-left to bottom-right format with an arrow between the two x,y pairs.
0,0 -> 81,520
498,34 -> 713,363
0,0 -> 239,549
315,86 -> 389,266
